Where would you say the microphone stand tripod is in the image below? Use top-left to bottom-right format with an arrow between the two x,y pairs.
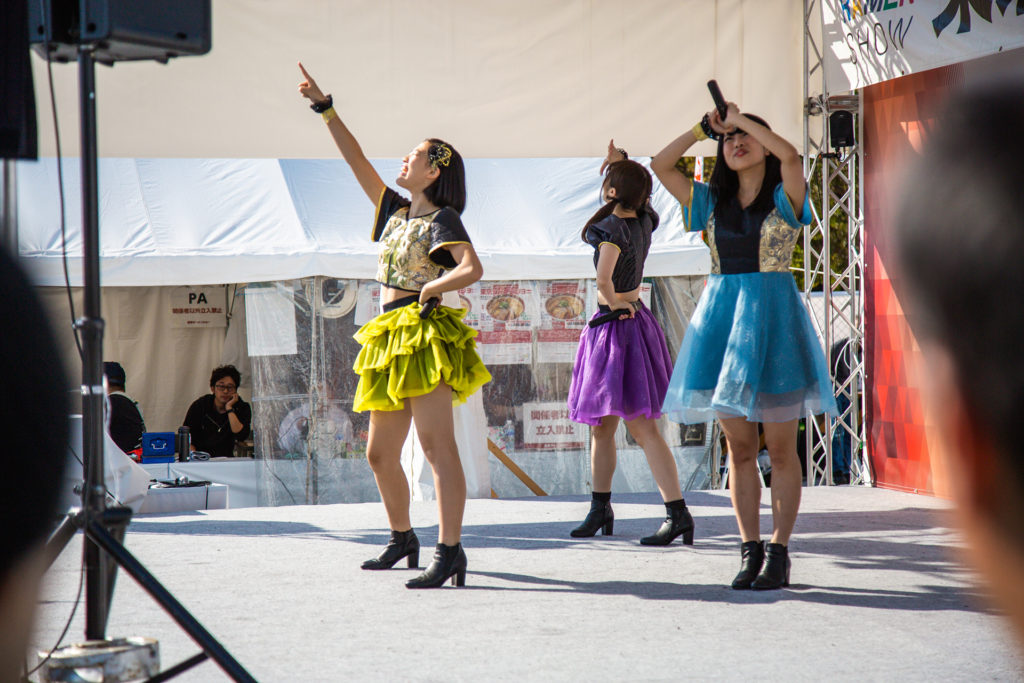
43,45 -> 254,683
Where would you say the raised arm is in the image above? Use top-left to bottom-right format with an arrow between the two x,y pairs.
722,102 -> 806,211
298,62 -> 385,204
650,109 -> 731,208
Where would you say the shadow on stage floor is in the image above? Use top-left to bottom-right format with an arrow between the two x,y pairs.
466,570 -> 990,613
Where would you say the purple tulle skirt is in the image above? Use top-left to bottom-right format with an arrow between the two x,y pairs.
567,303 -> 673,426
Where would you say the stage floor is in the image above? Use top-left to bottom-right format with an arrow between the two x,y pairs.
33,487 -> 1024,681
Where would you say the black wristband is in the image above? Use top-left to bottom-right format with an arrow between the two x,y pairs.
310,94 -> 333,113
615,147 -> 628,160
701,114 -> 721,142
226,408 -> 235,414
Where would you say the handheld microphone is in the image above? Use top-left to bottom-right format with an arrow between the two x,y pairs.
588,309 -> 627,328
707,80 -> 728,120
420,297 -> 441,319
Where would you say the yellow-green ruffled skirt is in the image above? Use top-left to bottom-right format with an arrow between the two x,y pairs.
352,302 -> 491,412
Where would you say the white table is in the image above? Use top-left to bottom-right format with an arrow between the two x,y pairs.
140,458 -> 258,508
137,483 -> 228,514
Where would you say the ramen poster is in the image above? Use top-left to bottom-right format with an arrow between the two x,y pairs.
536,281 -> 589,363
459,282 -> 536,365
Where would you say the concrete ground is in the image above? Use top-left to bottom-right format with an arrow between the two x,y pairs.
32,487 -> 1024,682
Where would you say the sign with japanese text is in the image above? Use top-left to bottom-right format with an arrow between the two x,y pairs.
170,286 -> 226,328
522,401 -> 585,449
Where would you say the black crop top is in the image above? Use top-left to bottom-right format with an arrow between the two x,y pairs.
584,208 -> 659,292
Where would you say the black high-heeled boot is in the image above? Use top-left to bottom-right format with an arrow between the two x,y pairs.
730,540 -> 765,590
570,494 -> 614,537
361,529 -> 420,570
405,542 -> 467,589
752,542 -> 790,590
640,499 -> 695,546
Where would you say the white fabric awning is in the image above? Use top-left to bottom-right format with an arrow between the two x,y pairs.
30,0 -> 807,159
16,157 -> 710,286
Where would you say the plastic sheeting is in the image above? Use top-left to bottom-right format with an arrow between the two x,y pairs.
60,415 -> 151,514
246,275 -> 715,505
16,157 -> 709,287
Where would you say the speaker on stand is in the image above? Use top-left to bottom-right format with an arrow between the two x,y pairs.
30,2 -> 255,680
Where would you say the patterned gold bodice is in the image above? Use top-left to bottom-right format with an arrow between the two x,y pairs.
704,207 -> 802,275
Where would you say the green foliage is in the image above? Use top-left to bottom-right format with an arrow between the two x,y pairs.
792,156 -> 855,291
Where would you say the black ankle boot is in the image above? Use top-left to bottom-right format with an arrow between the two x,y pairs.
640,500 -> 695,546
361,529 -> 420,570
405,543 -> 467,589
570,497 -> 614,537
731,540 -> 765,590
752,542 -> 790,590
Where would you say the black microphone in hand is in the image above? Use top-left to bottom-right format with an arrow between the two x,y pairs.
707,80 -> 728,120
589,309 -> 628,328
420,297 -> 441,319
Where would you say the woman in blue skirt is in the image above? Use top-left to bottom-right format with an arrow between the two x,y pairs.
567,146 -> 694,546
652,102 -> 836,589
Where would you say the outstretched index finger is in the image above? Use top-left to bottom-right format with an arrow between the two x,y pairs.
298,61 -> 312,81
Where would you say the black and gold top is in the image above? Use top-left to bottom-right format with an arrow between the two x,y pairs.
685,182 -> 810,275
372,187 -> 472,292
584,207 -> 659,292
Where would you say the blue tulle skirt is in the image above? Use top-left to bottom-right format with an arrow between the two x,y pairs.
662,272 -> 838,424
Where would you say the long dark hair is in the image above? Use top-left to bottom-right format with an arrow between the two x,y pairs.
580,160 -> 653,241
423,138 -> 467,214
708,113 -> 780,214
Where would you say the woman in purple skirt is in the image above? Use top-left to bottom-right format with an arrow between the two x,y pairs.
566,144 -> 695,545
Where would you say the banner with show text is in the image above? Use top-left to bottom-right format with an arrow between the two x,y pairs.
821,0 -> 1024,92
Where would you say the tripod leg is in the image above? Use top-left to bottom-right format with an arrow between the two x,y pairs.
102,508 -> 133,631
44,511 -> 84,570
84,521 -> 256,683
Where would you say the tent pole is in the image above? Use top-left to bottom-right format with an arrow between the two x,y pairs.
1,158 -> 16,256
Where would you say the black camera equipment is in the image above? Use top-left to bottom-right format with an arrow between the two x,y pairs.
31,2 -> 254,680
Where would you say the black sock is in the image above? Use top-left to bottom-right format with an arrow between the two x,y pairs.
665,498 -> 687,512
592,491 -> 611,505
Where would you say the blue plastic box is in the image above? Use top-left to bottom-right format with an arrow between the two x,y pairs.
142,432 -> 176,462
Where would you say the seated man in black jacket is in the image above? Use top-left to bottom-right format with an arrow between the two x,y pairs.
183,365 -> 251,458
104,361 -> 145,455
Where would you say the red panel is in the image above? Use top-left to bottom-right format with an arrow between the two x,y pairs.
864,69 -> 963,497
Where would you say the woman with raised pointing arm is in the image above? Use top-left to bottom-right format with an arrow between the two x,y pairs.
298,63 -> 491,589
653,102 -> 836,590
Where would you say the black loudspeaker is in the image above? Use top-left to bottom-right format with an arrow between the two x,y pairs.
2,0 -> 37,158
829,110 -> 856,149
28,0 -> 211,65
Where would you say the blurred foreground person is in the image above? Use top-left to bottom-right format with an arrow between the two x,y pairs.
0,247 -> 70,680
890,78 -> 1024,647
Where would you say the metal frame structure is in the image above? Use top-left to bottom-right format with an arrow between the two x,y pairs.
801,0 -> 871,487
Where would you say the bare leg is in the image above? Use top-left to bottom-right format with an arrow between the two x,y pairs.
366,408 -> 413,531
590,416 -> 620,492
762,419 -> 801,545
410,383 -> 465,546
719,416 -> 761,542
625,416 -> 682,501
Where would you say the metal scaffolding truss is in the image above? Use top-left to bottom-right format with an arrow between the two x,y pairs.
801,0 -> 871,487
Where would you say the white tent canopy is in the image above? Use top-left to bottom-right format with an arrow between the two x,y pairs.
16,156 -> 709,286
29,0 -> 807,160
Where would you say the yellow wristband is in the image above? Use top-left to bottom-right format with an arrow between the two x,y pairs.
691,121 -> 708,141
322,107 -> 337,123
